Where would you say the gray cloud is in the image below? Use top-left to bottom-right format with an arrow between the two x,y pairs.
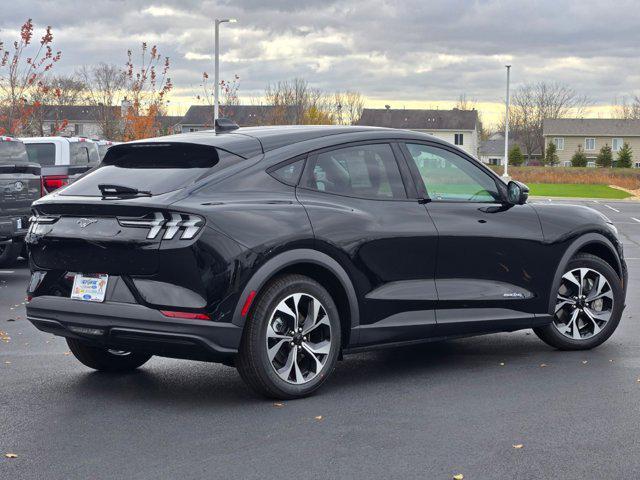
2,0 -> 639,115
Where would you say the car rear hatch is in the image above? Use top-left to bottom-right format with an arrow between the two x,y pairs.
28,141 -> 252,276
0,137 -> 41,238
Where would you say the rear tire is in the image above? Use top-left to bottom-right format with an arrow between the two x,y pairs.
237,274 -> 341,399
0,240 -> 21,267
534,253 -> 623,350
66,338 -> 152,372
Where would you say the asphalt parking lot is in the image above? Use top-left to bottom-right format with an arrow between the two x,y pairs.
1,199 -> 639,480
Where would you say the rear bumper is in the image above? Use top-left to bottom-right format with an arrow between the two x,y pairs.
27,296 -> 242,362
0,215 -> 28,241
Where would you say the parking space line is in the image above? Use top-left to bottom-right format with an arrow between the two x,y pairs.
632,217 -> 640,223
0,271 -> 15,274
604,204 -> 621,213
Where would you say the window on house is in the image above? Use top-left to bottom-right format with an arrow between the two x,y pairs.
612,138 -> 624,152
585,138 -> 596,151
587,161 -> 596,168
454,133 -> 464,146
562,161 -> 572,167
554,138 -> 565,151
635,162 -> 640,169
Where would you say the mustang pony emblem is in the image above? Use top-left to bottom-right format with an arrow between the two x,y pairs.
77,218 -> 98,228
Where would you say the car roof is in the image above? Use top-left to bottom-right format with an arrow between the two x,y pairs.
127,125 -> 438,159
21,136 -> 94,144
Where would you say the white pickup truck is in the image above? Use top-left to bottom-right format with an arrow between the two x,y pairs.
21,137 -> 100,195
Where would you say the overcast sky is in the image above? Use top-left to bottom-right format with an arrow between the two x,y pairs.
2,0 -> 640,124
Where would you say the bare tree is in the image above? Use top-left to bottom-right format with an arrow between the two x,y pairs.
29,74 -> 86,135
612,96 -> 640,119
332,90 -> 364,125
79,63 -> 127,140
501,82 -> 590,162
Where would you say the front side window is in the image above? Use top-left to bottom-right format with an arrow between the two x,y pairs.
405,143 -> 501,203
585,138 -> 596,151
304,144 -> 406,199
612,138 -> 623,151
554,137 -> 565,151
454,133 -> 464,146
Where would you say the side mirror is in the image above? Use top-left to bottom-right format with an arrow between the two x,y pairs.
507,180 -> 529,205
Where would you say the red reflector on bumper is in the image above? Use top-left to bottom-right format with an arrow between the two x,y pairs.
241,290 -> 257,317
160,310 -> 210,320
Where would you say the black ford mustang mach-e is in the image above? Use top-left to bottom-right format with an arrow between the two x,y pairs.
25,124 -> 627,398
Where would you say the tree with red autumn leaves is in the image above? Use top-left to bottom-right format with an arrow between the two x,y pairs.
0,19 -> 63,135
197,73 -> 240,126
121,43 -> 172,141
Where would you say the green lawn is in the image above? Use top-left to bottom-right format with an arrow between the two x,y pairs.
528,183 -> 632,199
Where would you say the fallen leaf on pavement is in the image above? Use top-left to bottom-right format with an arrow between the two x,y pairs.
4,361 -> 11,365
63,352 -> 71,356
513,444 -> 524,449
540,363 -> 548,368
273,402 -> 284,408
315,416 -> 323,421
582,360 -> 588,364
453,474 -> 464,480
5,453 -> 17,458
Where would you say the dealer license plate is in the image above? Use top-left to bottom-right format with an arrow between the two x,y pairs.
71,274 -> 109,302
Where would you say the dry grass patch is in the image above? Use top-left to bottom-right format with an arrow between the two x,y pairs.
489,166 -> 640,190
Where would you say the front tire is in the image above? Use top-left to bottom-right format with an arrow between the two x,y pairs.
534,253 -> 624,350
66,338 -> 152,372
237,274 -> 341,399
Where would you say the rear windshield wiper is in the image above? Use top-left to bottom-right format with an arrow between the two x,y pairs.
98,183 -> 152,198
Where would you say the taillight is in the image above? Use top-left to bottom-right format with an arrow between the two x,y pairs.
160,310 -> 210,320
117,212 -> 204,240
41,175 -> 69,195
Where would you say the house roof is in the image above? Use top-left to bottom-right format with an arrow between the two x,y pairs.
543,118 -> 640,137
479,138 -> 531,156
179,105 -> 285,127
41,105 -> 120,122
356,108 -> 478,131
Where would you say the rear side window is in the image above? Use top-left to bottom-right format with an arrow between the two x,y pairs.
25,143 -> 55,166
0,140 -> 29,164
70,143 -> 90,165
269,158 -> 305,186
304,144 -> 406,199
61,143 -> 246,196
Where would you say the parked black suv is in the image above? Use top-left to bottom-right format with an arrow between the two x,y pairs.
25,126 -> 627,398
0,136 -> 40,266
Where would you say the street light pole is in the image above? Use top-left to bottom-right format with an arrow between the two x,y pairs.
503,65 -> 511,178
213,18 -> 237,122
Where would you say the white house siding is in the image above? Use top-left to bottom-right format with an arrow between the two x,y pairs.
412,129 -> 479,157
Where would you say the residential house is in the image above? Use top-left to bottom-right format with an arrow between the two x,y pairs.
478,134 -> 539,166
178,105 -> 284,133
356,108 -> 480,157
40,104 -> 181,139
543,118 -> 640,168
41,105 -> 120,138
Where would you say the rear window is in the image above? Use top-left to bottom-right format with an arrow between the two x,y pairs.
0,140 -> 29,165
61,143 -> 246,196
24,143 -> 55,166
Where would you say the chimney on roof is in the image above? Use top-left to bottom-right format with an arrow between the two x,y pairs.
121,98 -> 131,117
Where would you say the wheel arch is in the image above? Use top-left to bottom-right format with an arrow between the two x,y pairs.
547,233 -> 623,315
232,249 -> 360,348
